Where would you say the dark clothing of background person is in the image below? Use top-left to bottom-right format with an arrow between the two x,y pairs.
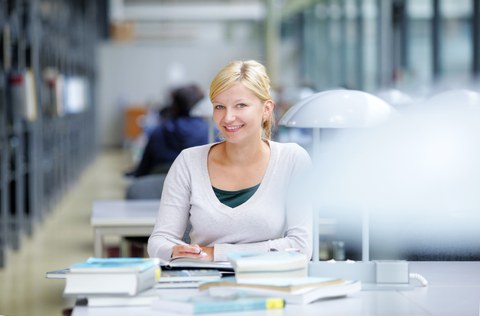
129,84 -> 209,177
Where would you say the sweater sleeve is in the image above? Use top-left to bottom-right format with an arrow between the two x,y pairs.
147,152 -> 192,260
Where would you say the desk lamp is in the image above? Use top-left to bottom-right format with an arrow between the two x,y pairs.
375,88 -> 415,108
424,88 -> 480,109
279,89 -> 409,289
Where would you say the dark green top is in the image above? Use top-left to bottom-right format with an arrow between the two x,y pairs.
212,184 -> 260,208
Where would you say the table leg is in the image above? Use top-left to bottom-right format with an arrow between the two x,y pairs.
94,229 -> 103,257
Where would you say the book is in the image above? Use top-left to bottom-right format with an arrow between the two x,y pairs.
156,270 -> 223,289
159,269 -> 223,282
85,288 -> 160,307
227,251 -> 308,279
49,257 -> 161,296
200,277 -> 361,305
151,293 -> 285,314
199,276 -> 344,292
160,257 -> 233,271
156,281 -> 202,289
70,257 -> 159,273
46,268 -> 70,279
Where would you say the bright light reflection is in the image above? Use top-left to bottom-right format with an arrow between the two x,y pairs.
307,97 -> 480,259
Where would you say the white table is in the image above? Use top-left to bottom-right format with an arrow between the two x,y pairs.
91,200 -> 160,257
72,262 -> 480,315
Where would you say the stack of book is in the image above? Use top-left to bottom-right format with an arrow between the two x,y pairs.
213,251 -> 361,304
227,251 -> 309,279
46,257 -> 161,302
199,276 -> 361,304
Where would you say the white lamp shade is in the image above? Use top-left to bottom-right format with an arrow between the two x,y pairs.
375,88 -> 414,107
279,89 -> 396,128
425,89 -> 480,109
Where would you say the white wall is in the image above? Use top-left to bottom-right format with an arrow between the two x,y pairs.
96,41 -> 262,147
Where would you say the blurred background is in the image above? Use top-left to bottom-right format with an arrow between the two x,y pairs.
1,0 -> 479,315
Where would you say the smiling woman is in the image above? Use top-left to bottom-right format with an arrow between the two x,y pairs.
147,60 -> 313,262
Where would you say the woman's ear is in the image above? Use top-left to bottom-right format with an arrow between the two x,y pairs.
263,99 -> 274,119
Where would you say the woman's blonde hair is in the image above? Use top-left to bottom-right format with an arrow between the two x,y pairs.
209,60 -> 275,140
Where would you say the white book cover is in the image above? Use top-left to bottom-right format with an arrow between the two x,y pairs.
64,264 -> 159,296
85,288 -> 159,307
227,251 -> 308,273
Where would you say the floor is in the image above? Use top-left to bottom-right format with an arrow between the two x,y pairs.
0,149 -> 132,316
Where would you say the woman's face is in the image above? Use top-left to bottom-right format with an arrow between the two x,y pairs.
212,82 -> 272,144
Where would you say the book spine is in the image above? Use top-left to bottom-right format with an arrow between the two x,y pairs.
135,266 -> 160,294
194,298 -> 285,314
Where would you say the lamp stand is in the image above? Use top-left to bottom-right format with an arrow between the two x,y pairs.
310,208 -> 411,289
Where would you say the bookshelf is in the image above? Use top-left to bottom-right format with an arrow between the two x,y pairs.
0,59 -> 7,268
0,0 -> 101,267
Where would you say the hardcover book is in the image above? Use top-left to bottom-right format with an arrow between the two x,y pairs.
200,276 -> 361,304
151,293 -> 285,314
63,263 -> 160,296
227,251 -> 308,279
46,257 -> 161,296
70,257 -> 159,273
85,288 -> 160,307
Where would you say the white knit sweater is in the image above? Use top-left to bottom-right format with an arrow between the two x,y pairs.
147,141 -> 313,262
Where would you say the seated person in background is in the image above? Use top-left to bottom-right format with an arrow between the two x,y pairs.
129,84 -> 209,177
148,60 -> 313,262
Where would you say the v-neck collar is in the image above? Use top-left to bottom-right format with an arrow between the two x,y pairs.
201,140 -> 276,210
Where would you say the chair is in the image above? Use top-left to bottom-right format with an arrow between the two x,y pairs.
123,174 -> 166,257
126,174 -> 166,200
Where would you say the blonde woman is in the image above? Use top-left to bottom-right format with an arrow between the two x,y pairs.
148,60 -> 312,262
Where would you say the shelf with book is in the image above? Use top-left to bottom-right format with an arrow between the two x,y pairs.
0,69 -> 8,268
4,18 -> 28,253
0,0 -> 101,268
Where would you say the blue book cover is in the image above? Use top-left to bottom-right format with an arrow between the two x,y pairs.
70,257 -> 160,273
152,293 -> 285,314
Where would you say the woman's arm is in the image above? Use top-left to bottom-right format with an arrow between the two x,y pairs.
147,153 -> 193,260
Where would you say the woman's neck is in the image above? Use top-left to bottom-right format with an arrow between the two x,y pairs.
222,139 -> 269,166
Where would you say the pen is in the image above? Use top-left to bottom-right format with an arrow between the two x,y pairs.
163,235 -> 206,256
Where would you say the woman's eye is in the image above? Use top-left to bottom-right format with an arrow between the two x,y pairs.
214,105 -> 224,110
237,103 -> 247,108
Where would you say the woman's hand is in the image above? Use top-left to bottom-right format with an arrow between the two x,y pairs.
199,246 -> 214,261
171,244 -> 213,261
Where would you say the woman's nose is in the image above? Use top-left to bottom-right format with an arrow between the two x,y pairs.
224,108 -> 236,122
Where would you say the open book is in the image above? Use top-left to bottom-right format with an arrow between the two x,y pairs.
160,257 -> 233,271
199,277 -> 361,304
156,270 -> 223,289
